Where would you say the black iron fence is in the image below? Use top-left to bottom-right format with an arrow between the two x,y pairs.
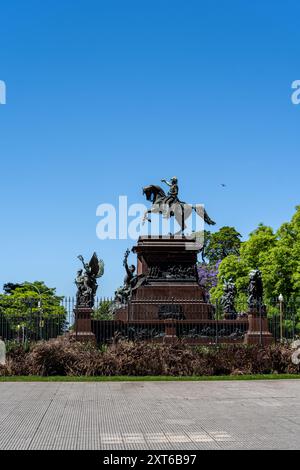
0,296 -> 71,342
0,296 -> 115,343
91,297 -> 300,345
0,296 -> 299,345
91,318 -> 250,344
268,303 -> 300,343
0,312 -> 66,342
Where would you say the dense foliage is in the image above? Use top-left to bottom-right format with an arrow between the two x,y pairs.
197,226 -> 242,296
0,338 -> 299,377
93,299 -> 113,320
211,207 -> 300,306
202,227 -> 242,264
0,281 -> 67,339
197,207 -> 300,327
197,261 -> 221,300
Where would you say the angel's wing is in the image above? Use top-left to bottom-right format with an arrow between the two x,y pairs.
89,252 -> 104,278
97,259 -> 105,278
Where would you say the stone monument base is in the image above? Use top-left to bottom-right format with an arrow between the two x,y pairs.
114,235 -> 213,322
244,313 -> 273,345
71,307 -> 96,343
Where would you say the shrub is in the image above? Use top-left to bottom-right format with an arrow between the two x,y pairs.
1,338 -> 300,376
27,338 -> 99,376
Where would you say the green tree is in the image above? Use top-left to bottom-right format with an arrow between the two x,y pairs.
259,209 -> 300,300
210,254 -> 250,306
93,299 -> 113,320
211,207 -> 300,305
203,226 -> 242,264
0,281 -> 66,340
240,224 -> 277,268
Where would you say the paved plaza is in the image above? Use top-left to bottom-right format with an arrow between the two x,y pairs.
0,379 -> 300,450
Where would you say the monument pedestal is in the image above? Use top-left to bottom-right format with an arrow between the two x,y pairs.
114,236 -> 213,322
244,312 -> 273,345
72,307 -> 96,343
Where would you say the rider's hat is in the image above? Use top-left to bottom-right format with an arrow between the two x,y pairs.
171,176 -> 178,183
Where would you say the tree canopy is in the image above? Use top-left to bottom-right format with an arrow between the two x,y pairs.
0,281 -> 66,340
202,226 -> 242,264
197,226 -> 242,295
210,206 -> 300,305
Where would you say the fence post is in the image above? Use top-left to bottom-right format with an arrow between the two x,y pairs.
215,307 -> 219,345
259,302 -> 262,346
274,310 -> 277,344
292,303 -> 296,341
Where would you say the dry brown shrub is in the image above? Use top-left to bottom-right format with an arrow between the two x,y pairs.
2,338 -> 300,377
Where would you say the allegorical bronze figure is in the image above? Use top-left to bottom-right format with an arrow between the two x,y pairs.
111,249 -> 146,311
221,278 -> 237,319
75,252 -> 104,308
248,269 -> 265,314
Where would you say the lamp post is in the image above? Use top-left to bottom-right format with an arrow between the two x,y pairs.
278,294 -> 284,343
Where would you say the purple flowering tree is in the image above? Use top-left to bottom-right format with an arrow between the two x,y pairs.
197,260 -> 221,301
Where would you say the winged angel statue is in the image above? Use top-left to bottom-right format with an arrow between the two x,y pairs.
75,252 -> 104,308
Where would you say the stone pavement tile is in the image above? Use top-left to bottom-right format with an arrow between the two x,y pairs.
101,444 -> 132,450
187,432 -> 214,443
218,441 -> 267,450
193,441 -> 222,450
76,440 -> 102,450
206,431 -> 235,442
115,443 -> 150,450
162,442 -> 199,450
146,443 -> 179,450
52,443 -> 78,450
144,433 -> 170,444
164,433 -> 193,444
122,433 -> 147,445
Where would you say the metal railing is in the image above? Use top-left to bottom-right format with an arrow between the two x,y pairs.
0,296 -> 299,345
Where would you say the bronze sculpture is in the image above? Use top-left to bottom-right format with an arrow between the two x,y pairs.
221,278 -> 237,319
142,177 -> 215,233
161,176 -> 179,212
111,249 -> 146,310
248,269 -> 265,313
75,252 -> 104,308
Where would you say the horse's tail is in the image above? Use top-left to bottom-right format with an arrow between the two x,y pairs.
193,205 -> 216,226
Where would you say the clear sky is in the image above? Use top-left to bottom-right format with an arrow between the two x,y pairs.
0,0 -> 300,297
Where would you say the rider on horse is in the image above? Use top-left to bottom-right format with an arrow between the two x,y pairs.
142,177 -> 216,232
161,176 -> 179,217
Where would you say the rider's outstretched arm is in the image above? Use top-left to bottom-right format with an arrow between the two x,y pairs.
161,179 -> 171,187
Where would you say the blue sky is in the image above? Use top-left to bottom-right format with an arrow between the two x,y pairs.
0,0 -> 300,297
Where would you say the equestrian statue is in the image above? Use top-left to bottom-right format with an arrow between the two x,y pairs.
142,176 -> 216,233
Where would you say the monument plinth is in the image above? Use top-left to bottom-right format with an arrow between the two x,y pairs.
73,307 -> 96,342
114,236 -> 213,321
244,310 -> 273,345
244,270 -> 273,345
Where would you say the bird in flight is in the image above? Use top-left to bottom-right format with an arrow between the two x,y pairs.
221,183 -> 226,187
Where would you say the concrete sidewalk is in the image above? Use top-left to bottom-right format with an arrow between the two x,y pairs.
0,380 -> 300,450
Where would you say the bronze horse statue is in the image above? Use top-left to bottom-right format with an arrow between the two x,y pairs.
142,184 -> 215,233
